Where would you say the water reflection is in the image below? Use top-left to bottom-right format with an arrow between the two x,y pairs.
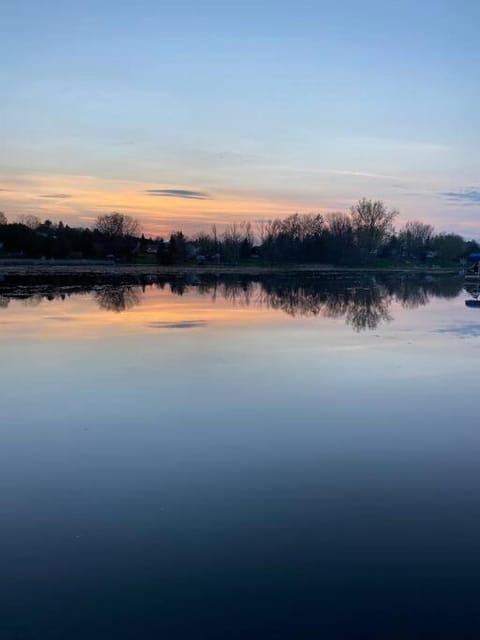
0,273 -> 464,331
93,286 -> 142,313
464,280 -> 480,308
1,272 -> 479,639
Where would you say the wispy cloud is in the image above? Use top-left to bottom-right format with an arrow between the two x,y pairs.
44,315 -> 76,322
437,322 -> 480,337
328,170 -> 402,181
145,189 -> 211,200
40,193 -> 72,199
441,188 -> 480,204
146,320 -> 207,329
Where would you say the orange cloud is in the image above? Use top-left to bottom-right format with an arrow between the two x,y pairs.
0,173 -> 325,237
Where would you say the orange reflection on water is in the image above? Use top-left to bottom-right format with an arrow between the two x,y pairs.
0,286 -> 286,341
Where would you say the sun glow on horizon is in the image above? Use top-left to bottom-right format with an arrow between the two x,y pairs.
0,173 -> 340,237
2,171 -> 478,239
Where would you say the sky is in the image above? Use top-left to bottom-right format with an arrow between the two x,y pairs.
1,0 -> 479,238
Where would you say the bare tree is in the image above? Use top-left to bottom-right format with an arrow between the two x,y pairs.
404,220 -> 434,244
223,221 -> 254,262
325,212 -> 354,237
211,224 -> 218,253
256,219 -> 278,246
350,198 -> 398,255
95,212 -> 141,238
0,212 -> 7,225
18,214 -> 41,229
399,220 -> 434,258
323,212 -> 354,262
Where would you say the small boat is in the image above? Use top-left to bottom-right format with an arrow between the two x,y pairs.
465,300 -> 480,308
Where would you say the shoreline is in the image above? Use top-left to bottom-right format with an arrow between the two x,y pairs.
0,261 -> 461,277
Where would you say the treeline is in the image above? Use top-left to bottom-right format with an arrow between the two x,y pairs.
0,212 -> 141,261
0,200 -> 478,265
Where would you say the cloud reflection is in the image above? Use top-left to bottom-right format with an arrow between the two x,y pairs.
0,274 -> 464,333
146,320 -> 207,329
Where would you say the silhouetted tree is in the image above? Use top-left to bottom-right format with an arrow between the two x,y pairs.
432,233 -> 466,261
398,220 -> 434,259
350,198 -> 398,257
168,232 -> 187,264
223,222 -> 254,262
323,212 -> 356,264
95,212 -> 141,238
194,232 -> 217,256
18,214 -> 41,230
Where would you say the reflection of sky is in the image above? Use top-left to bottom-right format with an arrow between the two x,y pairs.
1,285 -> 480,636
0,283 -> 478,358
1,285 -> 479,448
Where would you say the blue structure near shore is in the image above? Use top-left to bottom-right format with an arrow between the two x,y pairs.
465,254 -> 480,307
465,253 -> 480,275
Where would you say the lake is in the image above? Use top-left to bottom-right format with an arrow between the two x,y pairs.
1,272 -> 479,639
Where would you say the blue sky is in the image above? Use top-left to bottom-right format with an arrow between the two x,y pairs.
1,0 -> 479,235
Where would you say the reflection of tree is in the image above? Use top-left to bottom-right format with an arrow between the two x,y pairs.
233,274 -> 462,331
21,294 -> 43,307
345,294 -> 392,331
93,286 -> 141,312
323,286 -> 393,332
394,280 -> 429,309
0,296 -> 9,308
169,281 -> 187,296
257,282 -> 394,331
259,285 -> 323,317
0,273 -> 464,330
220,280 -> 255,307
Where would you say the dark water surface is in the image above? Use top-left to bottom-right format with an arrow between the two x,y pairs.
1,273 -> 479,639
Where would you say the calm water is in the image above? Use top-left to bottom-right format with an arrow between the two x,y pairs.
1,273 -> 480,639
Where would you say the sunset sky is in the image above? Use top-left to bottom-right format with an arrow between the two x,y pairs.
1,0 -> 479,238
